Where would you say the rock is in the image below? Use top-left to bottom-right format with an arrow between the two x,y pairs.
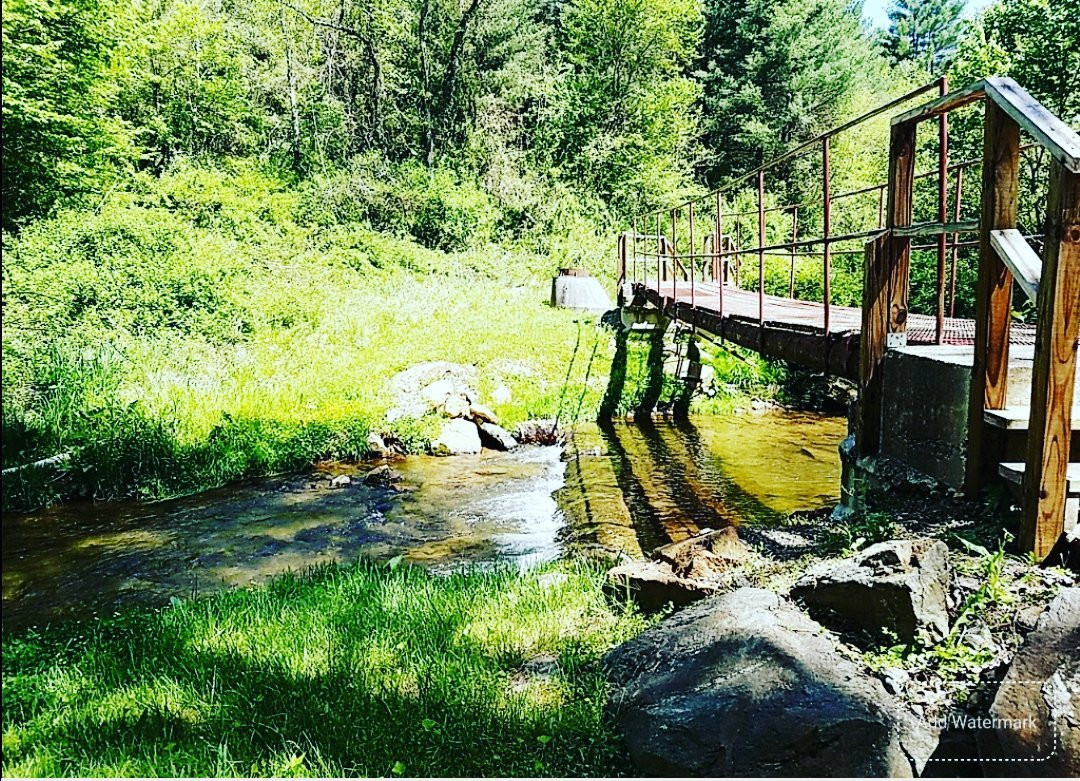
882,667 -> 910,696
363,465 -> 401,487
652,527 -> 753,581
477,421 -> 517,451
605,588 -> 939,776
467,403 -> 499,425
420,378 -> 459,407
491,385 -> 512,405
987,587 -> 1079,775
606,559 -> 718,611
790,539 -> 950,644
329,474 -> 352,488
430,419 -> 482,456
441,394 -> 471,418
550,272 -> 612,312
387,362 -> 477,421
366,432 -> 392,457
514,419 -> 564,445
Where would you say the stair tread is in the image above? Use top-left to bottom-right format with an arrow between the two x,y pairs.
999,462 -> 1080,493
984,406 -> 1080,430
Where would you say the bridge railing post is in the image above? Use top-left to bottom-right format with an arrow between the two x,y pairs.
965,99 -> 1019,496
822,137 -> 831,338
1021,162 -> 1080,557
858,232 -> 891,456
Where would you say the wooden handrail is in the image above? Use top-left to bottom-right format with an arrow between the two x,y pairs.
989,229 -> 1041,303
894,77 -> 1080,173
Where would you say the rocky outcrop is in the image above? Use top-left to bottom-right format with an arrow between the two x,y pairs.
790,539 -> 950,644
607,527 -> 753,611
987,587 -> 1079,776
431,419 -> 482,456
387,362 -> 523,455
605,588 -> 939,776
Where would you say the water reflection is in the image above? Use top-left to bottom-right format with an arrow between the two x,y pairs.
2,411 -> 845,631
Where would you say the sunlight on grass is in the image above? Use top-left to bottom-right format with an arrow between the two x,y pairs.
2,561 -> 650,777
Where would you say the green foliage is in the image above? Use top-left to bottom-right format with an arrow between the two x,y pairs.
880,0 -> 966,75
1,560 -> 650,776
697,0 -> 886,182
1,163 -> 614,509
0,0 -> 134,228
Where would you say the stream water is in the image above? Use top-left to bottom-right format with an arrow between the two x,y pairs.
2,411 -> 846,631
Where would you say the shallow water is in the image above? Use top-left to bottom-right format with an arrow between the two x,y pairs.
2,411 -> 845,630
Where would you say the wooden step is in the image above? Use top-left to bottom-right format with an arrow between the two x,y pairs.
998,462 -> 1080,494
984,406 -> 1080,431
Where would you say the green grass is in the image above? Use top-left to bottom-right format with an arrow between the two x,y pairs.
2,560 -> 651,777
1,161 -> 616,509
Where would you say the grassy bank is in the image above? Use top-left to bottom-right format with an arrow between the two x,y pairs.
2,161 -> 617,510
2,560 -> 650,777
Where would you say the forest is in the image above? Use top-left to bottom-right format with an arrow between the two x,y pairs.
3,0 -> 1078,508
2,0 -> 1079,776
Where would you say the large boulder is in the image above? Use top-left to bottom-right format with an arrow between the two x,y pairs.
605,588 -> 938,776
387,362 -> 478,422
790,539 -> 950,644
430,419 -> 482,456
987,587 -> 1079,775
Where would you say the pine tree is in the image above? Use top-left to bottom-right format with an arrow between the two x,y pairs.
882,0 -> 966,74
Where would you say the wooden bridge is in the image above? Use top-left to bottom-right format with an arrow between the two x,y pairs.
616,77 -> 1080,561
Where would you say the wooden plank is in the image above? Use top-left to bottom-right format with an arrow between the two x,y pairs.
1001,462 -> 1080,494
989,228 -> 1041,303
891,80 -> 987,126
985,405 -> 1080,430
885,122 -> 916,338
858,232 -> 891,455
984,77 -> 1080,174
1022,163 -> 1080,557
966,100 -> 1020,495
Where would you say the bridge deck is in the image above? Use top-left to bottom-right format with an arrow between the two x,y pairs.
633,280 -> 1036,381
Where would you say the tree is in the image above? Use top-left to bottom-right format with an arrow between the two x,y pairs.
1,0 -> 133,229
881,0 -> 965,75
698,0 -> 883,183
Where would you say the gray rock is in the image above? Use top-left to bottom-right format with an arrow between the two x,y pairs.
430,419 -> 482,456
477,421 -> 517,451
363,465 -> 402,487
987,587 -> 1079,776
386,362 -> 477,421
329,474 -> 352,488
468,402 -> 499,425
514,419 -> 564,445
366,432 -> 392,457
606,559 -> 717,611
790,539 -> 950,644
605,588 -> 938,776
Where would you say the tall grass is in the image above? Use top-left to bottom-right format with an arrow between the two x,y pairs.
2,560 -> 649,777
2,161 -> 616,509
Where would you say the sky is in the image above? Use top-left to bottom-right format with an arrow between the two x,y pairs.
861,0 -> 995,29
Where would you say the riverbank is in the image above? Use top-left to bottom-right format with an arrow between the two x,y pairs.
1,560 -> 650,777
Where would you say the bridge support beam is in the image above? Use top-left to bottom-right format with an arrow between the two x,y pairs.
1021,162 -> 1080,558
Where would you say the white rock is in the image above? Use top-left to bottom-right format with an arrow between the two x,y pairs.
442,394 -> 471,418
468,403 -> 499,424
491,385 -> 512,405
329,474 -> 352,488
431,419 -> 482,456
421,378 -> 459,407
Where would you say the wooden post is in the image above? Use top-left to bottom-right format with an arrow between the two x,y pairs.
715,191 -> 724,316
858,233 -> 891,456
966,100 -> 1020,495
1021,161 -> 1080,557
631,216 -> 638,283
671,208 -> 678,300
885,121 -> 916,339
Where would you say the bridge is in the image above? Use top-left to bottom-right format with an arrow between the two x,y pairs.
615,77 -> 1080,561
